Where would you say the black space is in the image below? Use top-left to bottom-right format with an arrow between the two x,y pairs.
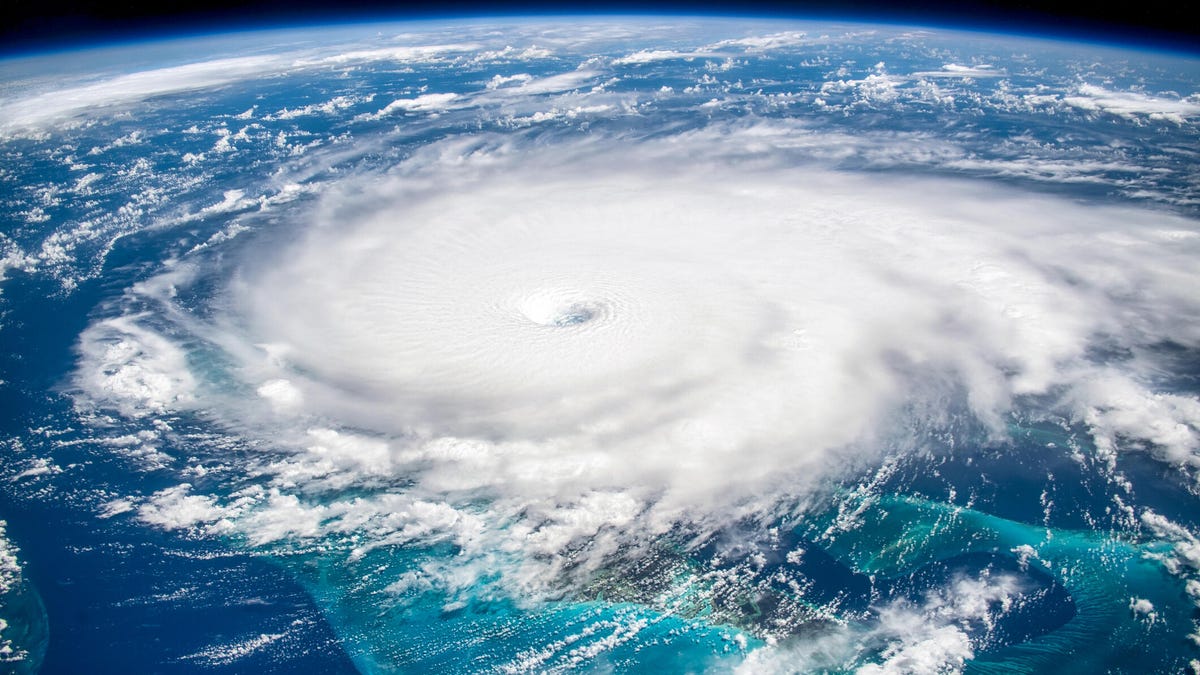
1,0 -> 1197,57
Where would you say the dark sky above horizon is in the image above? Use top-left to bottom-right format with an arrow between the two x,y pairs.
2,0 -> 1198,56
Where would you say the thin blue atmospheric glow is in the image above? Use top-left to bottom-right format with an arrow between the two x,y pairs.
3,8 -> 1199,60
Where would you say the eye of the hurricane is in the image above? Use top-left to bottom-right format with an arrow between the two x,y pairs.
517,291 -> 606,328
549,304 -> 595,326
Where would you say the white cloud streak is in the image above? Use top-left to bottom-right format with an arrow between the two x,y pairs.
0,42 -> 476,134
0,55 -> 290,133
612,49 -> 720,65
1063,84 -> 1200,124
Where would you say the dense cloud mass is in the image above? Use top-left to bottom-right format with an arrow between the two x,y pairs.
2,18 -> 1199,673
82,127 -> 1200,574
227,135 -> 1200,503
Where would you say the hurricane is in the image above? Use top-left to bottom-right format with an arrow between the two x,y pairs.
1,17 -> 1199,674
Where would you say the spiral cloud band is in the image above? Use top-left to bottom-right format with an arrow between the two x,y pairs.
199,133 -> 1199,528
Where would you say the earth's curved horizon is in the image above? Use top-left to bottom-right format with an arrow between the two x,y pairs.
1,14 -> 1199,674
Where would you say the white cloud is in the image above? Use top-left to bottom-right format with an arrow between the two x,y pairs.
487,73 -> 534,89
1077,371 -> 1200,468
361,92 -> 459,120
181,631 -> 287,667
0,42 -> 479,134
200,189 -> 255,215
305,43 -> 479,65
507,104 -> 614,125
1129,597 -> 1157,622
493,69 -> 601,96
0,522 -> 21,596
258,428 -> 393,491
821,71 -> 906,104
911,64 -> 1005,78
138,485 -> 229,532
74,315 -> 197,418
1140,510 -> 1200,574
711,31 -> 814,50
474,45 -> 553,61
0,521 -> 28,663
1063,84 -> 1200,124
256,378 -> 303,412
856,626 -> 973,675
612,49 -> 719,65
267,94 -> 374,120
737,573 -> 1023,675
0,55 -> 290,133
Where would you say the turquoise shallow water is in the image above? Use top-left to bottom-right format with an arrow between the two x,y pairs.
265,476 -> 1193,672
0,572 -> 48,672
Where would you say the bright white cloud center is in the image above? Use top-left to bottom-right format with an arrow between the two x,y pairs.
205,137 -> 1200,519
